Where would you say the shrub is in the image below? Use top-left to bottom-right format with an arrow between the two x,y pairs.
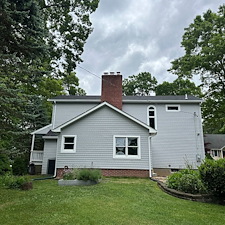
63,168 -> 102,182
63,170 -> 77,180
12,156 -> 28,175
8,176 -> 30,189
199,158 -> 225,197
0,153 -> 11,175
0,173 -> 31,190
167,169 -> 206,194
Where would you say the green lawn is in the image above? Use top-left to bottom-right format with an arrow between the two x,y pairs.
0,177 -> 224,225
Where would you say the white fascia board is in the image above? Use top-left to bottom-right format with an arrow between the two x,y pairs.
53,102 -> 157,134
31,124 -> 52,135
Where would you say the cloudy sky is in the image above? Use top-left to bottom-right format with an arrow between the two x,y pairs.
75,0 -> 224,95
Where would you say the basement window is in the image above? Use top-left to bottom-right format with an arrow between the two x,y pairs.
61,135 -> 76,153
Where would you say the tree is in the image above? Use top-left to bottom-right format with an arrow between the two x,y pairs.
123,72 -> 157,96
0,0 -> 98,157
62,72 -> 86,95
156,78 -> 202,97
169,5 -> 225,133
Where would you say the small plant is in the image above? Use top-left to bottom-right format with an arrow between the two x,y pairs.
167,169 -> 206,194
63,169 -> 77,180
199,158 -> 225,197
76,169 -> 101,181
63,168 -> 102,182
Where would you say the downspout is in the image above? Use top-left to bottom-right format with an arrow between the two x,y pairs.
148,136 -> 152,177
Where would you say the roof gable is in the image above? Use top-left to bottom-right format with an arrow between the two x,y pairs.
52,102 -> 157,134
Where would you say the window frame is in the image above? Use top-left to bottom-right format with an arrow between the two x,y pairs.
147,105 -> 157,129
61,135 -> 77,153
166,104 -> 180,112
113,135 -> 141,159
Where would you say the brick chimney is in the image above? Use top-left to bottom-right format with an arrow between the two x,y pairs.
101,72 -> 122,110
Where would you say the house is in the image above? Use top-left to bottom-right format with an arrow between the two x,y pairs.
204,134 -> 225,160
30,72 -> 205,177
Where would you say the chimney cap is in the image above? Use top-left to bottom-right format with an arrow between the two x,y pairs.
104,72 -> 108,75
110,72 -> 115,75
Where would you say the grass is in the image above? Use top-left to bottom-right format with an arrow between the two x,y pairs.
0,177 -> 225,225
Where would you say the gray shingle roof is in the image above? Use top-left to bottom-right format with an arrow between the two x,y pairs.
49,95 -> 201,101
204,134 -> 225,149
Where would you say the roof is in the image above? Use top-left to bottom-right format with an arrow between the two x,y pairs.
31,124 -> 52,135
48,95 -> 202,103
43,130 -> 59,139
204,134 -> 225,149
52,101 -> 157,134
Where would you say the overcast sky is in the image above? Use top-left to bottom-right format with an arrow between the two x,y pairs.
75,0 -> 224,95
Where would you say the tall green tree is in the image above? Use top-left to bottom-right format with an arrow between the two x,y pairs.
169,5 -> 225,133
123,72 -> 158,96
156,78 -> 202,97
62,72 -> 86,95
0,0 -> 99,157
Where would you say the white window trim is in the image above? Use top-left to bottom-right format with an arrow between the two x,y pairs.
61,135 -> 77,153
147,105 -> 157,130
113,135 -> 141,159
166,105 -> 180,112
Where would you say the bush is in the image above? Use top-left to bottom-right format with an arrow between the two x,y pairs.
63,168 -> 102,182
0,173 -> 31,190
167,169 -> 206,194
63,169 -> 77,180
0,153 -> 11,175
12,156 -> 28,175
199,158 -> 225,197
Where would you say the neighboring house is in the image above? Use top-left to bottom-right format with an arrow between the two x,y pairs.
204,134 -> 225,160
30,72 -> 205,177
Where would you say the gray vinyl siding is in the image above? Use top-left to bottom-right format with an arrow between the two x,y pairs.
42,140 -> 57,174
54,102 -> 98,128
123,103 -> 205,169
56,106 -> 150,170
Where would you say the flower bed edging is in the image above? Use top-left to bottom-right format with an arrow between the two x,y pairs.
58,179 -> 99,186
151,178 -> 213,203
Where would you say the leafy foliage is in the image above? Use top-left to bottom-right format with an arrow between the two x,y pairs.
199,158 -> 225,197
123,72 -> 157,96
0,0 -> 98,157
169,5 -> 225,133
167,169 -> 206,194
63,168 -> 102,182
12,156 -> 29,176
156,78 -> 202,97
0,153 -> 11,175
0,173 -> 31,190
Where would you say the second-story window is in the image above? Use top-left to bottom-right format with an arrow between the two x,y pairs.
148,106 -> 156,129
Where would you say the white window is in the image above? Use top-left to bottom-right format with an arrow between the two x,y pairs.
61,135 -> 76,153
166,105 -> 180,112
113,136 -> 140,159
148,106 -> 157,129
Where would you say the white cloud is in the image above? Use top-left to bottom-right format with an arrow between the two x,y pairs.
76,0 -> 225,94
